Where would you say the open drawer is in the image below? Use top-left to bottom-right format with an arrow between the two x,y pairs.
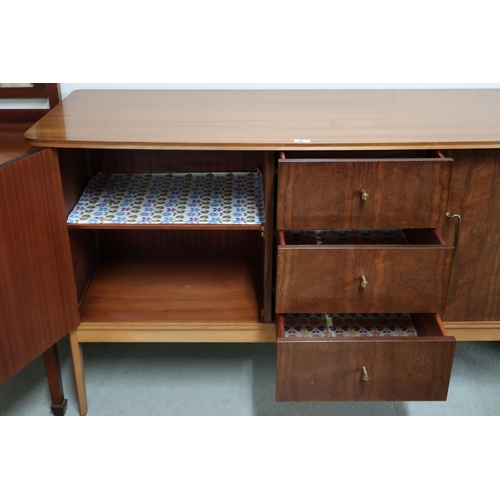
276,313 -> 456,402
277,152 -> 453,230
276,228 -> 454,313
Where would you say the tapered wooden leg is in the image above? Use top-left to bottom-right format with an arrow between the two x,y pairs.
69,329 -> 88,416
43,343 -> 67,416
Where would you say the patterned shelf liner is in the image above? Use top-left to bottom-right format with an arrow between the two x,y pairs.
282,313 -> 418,338
67,170 -> 265,226
285,229 -> 408,245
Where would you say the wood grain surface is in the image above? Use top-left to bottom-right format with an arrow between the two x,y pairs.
262,152 -> 275,323
0,149 -> 80,384
276,240 -> 454,313
277,158 -> 453,230
0,123 -> 35,165
79,255 -> 262,323
439,149 -> 500,321
276,314 -> 455,401
96,149 -> 264,173
75,322 -> 277,343
24,89 -> 500,150
98,229 -> 262,257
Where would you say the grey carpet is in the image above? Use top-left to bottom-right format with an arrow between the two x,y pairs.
1,340 -> 500,416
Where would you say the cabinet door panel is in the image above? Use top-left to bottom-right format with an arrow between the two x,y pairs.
439,150 -> 500,321
0,148 -> 80,384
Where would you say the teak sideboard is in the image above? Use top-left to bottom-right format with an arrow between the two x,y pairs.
2,89 -> 500,415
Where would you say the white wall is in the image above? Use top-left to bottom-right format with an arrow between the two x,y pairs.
59,83 -> 500,100
3,83 -> 499,109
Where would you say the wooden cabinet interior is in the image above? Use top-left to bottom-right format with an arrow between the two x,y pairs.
60,149 -> 274,332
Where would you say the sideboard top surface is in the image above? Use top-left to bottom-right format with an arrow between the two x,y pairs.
25,89 -> 500,150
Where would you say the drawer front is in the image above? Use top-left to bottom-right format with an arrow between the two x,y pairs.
276,314 -> 456,402
277,158 -> 453,230
276,237 -> 454,313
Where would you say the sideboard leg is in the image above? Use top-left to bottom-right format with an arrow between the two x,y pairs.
43,343 -> 67,416
69,329 -> 88,416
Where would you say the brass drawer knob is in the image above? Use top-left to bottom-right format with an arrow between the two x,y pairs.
362,366 -> 371,382
360,275 -> 369,289
360,189 -> 370,201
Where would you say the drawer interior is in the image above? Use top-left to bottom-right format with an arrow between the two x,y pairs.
277,313 -> 448,339
280,228 -> 446,246
280,150 -> 444,160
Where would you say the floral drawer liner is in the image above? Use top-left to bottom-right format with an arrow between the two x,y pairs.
283,313 -> 418,338
285,229 -> 408,245
67,170 -> 265,226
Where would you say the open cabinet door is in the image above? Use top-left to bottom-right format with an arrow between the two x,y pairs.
0,148 -> 80,385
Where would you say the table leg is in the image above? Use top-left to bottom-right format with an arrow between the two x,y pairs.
43,343 -> 67,416
69,329 -> 88,416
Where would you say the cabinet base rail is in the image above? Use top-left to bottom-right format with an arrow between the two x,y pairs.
444,322 -> 500,341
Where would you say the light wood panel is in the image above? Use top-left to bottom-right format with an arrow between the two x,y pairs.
69,329 -> 88,416
74,322 -> 276,343
25,89 -> 500,150
444,322 -> 500,341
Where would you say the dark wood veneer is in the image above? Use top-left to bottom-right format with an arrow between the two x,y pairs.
79,255 -> 261,323
439,149 -> 500,321
43,343 -> 67,416
97,149 -> 263,174
277,158 -> 453,230
0,149 -> 80,384
276,314 -> 455,402
276,233 -> 454,313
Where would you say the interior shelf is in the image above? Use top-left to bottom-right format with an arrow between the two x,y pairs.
281,313 -> 418,338
68,170 -> 265,229
79,254 -> 262,323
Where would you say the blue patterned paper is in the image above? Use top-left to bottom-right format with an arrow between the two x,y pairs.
67,170 -> 265,226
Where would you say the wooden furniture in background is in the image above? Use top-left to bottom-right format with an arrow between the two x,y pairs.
19,89 -> 500,414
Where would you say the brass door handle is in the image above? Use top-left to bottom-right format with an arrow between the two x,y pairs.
362,366 -> 370,382
360,189 -> 370,201
446,212 -> 462,259
360,275 -> 369,289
